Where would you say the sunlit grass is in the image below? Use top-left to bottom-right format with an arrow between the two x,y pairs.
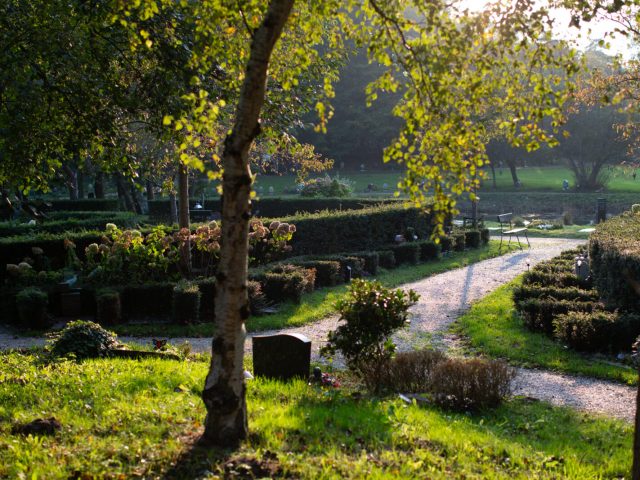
0,352 -> 632,479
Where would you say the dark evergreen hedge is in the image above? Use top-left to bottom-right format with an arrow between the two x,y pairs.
148,197 -> 401,221
0,212 -> 141,237
49,199 -> 119,211
589,211 -> 640,310
391,243 -> 421,265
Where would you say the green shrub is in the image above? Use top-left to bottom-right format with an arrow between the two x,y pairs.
439,236 -> 453,252
315,255 -> 365,280
418,241 -> 441,262
300,175 -> 353,198
480,228 -> 491,245
48,199 -> 119,211
464,230 -> 481,249
0,212 -> 140,237
517,297 -> 602,334
172,281 -> 201,324
430,358 -> 516,412
376,350 -> 446,393
49,320 -> 117,359
247,280 -> 269,316
452,233 -> 465,252
553,311 -> 640,352
96,289 -> 121,325
291,260 -> 342,287
120,283 -> 174,319
195,277 -> 216,318
280,204 -> 433,256
377,250 -> 396,269
321,279 -> 419,392
15,287 -> 48,328
522,270 -> 589,289
351,251 -> 380,276
512,285 -> 600,304
391,243 -> 420,265
589,211 -> 640,310
255,265 -> 316,304
632,204 -> 640,214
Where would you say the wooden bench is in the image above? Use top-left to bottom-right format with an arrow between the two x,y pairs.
497,213 -> 530,250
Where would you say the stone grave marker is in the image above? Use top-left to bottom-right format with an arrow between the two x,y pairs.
252,333 -> 311,381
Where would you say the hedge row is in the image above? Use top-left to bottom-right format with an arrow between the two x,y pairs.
277,204 -> 434,255
48,199 -> 120,211
589,211 -> 640,310
514,248 -> 640,352
0,212 -> 142,237
148,197 -> 402,221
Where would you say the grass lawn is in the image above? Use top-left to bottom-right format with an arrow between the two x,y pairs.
112,241 -> 511,338
0,351 -> 632,479
454,278 -> 638,386
484,221 -> 593,240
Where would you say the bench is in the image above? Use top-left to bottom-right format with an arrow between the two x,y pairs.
497,213 -> 530,250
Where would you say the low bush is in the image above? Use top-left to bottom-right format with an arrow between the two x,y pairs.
430,358 -> 516,412
517,297 -> 602,334
315,255 -> 365,280
255,265 -> 316,304
49,320 -> 117,359
195,277 -> 216,318
300,175 -> 353,198
391,243 -> 420,265
377,250 -> 396,269
351,251 -> 380,276
15,287 -> 48,328
120,283 -> 174,319
464,230 -> 481,249
452,233 -> 466,252
322,279 -> 419,392
0,212 -> 140,237
172,282 -> 201,324
247,280 -> 269,316
375,349 -> 446,393
418,241 -> 441,262
96,289 -> 121,325
512,285 -> 600,304
553,311 -> 640,352
480,228 -> 491,245
291,260 -> 342,287
439,236 -> 453,252
522,270 -> 589,289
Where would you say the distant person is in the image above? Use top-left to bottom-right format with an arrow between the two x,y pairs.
562,179 -> 569,191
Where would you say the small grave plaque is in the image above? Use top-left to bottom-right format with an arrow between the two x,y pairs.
252,333 -> 311,381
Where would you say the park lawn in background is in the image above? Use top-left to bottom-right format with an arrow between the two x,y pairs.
113,241 -> 511,337
0,352 -> 631,479
454,279 -> 638,386
483,221 -> 593,240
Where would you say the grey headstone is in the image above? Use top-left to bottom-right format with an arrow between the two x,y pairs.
252,333 -> 311,381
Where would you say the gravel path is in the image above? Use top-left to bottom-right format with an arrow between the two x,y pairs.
1,237 -> 636,422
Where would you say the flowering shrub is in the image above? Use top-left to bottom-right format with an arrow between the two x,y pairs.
84,224 -> 181,285
249,219 -> 295,265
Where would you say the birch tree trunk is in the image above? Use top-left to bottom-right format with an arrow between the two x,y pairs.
201,0 -> 295,447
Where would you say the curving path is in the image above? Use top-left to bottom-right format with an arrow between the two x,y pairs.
1,237 -> 636,422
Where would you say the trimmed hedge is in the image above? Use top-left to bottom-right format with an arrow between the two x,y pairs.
522,271 -> 589,290
278,204 -> 434,256
290,260 -> 342,287
552,310 -> 640,352
589,211 -> 640,310
419,241 -> 441,262
513,285 -> 599,304
452,233 -> 465,252
0,212 -> 141,237
480,228 -> 490,245
517,297 -> 603,334
351,251 -> 380,276
252,265 -> 316,304
48,199 -> 119,211
148,197 -> 402,221
391,243 -> 420,265
464,230 -> 481,249
378,250 -> 396,269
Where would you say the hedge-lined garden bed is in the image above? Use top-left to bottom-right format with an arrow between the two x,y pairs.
513,246 -> 640,354
0,211 -> 143,237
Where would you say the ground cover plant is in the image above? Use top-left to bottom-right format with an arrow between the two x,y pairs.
455,280 -> 638,385
0,351 -> 631,479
